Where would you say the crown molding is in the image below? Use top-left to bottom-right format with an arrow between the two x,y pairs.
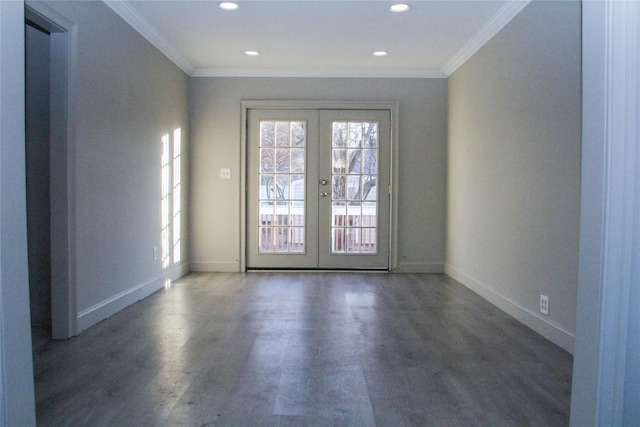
102,0 -> 194,75
191,68 -> 446,79
441,0 -> 531,77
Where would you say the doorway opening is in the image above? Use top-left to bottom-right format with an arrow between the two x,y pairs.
25,19 -> 52,348
25,3 -> 77,341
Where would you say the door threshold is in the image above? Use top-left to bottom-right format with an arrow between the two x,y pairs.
246,268 -> 389,273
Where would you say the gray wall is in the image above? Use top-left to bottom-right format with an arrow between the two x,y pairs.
189,77 -> 447,272
25,24 -> 52,330
0,1 -> 37,424
446,0 -> 581,352
42,1 -> 190,332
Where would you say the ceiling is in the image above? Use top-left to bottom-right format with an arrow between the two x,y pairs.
104,0 -> 530,78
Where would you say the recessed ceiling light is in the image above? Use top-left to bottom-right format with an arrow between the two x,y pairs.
245,50 -> 260,56
219,2 -> 239,11
390,4 -> 410,13
373,51 -> 388,57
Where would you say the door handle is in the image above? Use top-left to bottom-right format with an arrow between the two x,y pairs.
320,191 -> 329,198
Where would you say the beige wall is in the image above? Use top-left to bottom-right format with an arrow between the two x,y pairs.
189,77 -> 447,272
446,1 -> 581,352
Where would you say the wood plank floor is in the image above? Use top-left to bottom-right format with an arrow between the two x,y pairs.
33,273 -> 572,426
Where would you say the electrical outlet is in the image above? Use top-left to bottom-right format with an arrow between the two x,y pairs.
220,168 -> 231,179
540,295 -> 549,315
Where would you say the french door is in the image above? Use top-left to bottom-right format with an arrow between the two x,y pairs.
246,108 -> 390,270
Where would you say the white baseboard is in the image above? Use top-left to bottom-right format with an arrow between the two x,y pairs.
190,261 -> 240,272
444,264 -> 575,354
190,261 -> 442,273
393,262 -> 444,274
76,263 -> 189,333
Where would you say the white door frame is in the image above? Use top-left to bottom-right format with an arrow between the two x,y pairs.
570,1 -> 640,425
240,100 -> 399,272
25,1 -> 77,339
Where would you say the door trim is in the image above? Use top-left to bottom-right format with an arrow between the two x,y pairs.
240,100 -> 399,272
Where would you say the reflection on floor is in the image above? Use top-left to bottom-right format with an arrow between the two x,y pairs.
33,272 -> 572,426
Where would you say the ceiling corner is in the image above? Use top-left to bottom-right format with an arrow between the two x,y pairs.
102,0 -> 195,75
441,0 -> 532,77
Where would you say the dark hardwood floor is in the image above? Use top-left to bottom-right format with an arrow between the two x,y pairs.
33,273 -> 572,426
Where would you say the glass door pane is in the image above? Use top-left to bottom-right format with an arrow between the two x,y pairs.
330,121 -> 379,254
258,120 -> 306,253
